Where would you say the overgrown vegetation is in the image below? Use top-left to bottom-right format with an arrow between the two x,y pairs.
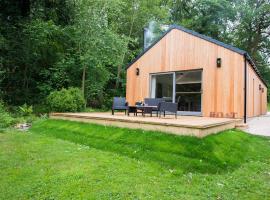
47,87 -> 85,112
0,119 -> 269,199
16,103 -> 37,124
0,100 -> 14,128
18,104 -> 33,117
1,0 -> 269,109
0,99 -> 38,128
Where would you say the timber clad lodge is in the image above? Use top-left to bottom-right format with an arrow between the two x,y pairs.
126,25 -> 268,121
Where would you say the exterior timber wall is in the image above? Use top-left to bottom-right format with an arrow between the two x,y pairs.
246,63 -> 268,117
126,29 -> 266,118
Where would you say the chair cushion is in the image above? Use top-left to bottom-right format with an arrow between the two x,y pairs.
113,106 -> 127,110
159,102 -> 177,113
144,98 -> 164,107
113,97 -> 127,108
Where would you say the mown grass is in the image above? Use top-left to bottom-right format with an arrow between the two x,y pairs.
1,119 -> 270,199
29,120 -> 267,174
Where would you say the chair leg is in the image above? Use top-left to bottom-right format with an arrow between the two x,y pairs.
112,109 -> 114,115
163,111 -> 165,117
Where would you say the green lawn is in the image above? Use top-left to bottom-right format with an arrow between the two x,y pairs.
1,119 -> 270,199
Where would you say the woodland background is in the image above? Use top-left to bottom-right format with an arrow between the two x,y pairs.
1,0 -> 269,109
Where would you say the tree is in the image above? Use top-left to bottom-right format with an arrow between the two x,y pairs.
169,0 -> 236,40
68,0 -> 127,106
231,0 -> 270,99
0,0 -> 269,107
109,0 -> 170,89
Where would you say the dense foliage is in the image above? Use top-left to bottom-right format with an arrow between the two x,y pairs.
0,100 -> 14,128
0,0 -> 269,108
47,87 -> 85,112
0,99 -> 38,128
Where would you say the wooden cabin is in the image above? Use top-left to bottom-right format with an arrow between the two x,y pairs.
126,25 -> 268,120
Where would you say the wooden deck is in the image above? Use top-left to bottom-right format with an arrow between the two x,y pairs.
50,112 -> 242,137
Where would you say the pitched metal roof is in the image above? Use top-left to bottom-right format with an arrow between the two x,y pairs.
126,24 -> 267,87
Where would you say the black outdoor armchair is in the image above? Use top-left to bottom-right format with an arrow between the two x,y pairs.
144,98 -> 164,107
159,102 -> 178,118
144,98 -> 165,116
112,97 -> 128,115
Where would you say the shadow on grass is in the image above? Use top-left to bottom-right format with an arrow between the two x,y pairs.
30,119 -> 268,174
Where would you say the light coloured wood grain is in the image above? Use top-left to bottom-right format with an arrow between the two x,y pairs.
126,28 -> 267,118
246,63 -> 267,117
50,112 -> 241,137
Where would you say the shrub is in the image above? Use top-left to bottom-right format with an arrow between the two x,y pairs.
16,103 -> 38,123
47,87 -> 85,112
33,104 -> 50,114
18,104 -> 33,116
0,100 -> 14,128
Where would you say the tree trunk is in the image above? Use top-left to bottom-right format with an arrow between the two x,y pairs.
115,2 -> 137,89
81,66 -> 86,107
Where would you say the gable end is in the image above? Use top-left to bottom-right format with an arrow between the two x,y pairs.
126,25 -> 267,87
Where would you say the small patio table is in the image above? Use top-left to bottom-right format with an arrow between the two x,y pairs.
136,105 -> 158,117
127,106 -> 137,116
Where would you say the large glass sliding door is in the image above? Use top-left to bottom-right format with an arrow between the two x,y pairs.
150,73 -> 173,102
150,70 -> 202,116
175,70 -> 202,115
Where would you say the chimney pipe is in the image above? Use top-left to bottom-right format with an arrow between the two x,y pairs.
143,27 -> 147,50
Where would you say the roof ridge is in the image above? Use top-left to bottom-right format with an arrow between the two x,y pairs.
170,24 -> 247,55
126,24 -> 267,87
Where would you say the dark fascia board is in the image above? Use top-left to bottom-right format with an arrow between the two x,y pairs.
126,28 -> 174,69
126,24 -> 268,87
245,53 -> 268,88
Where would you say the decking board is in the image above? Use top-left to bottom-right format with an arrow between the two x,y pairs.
50,112 -> 242,137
